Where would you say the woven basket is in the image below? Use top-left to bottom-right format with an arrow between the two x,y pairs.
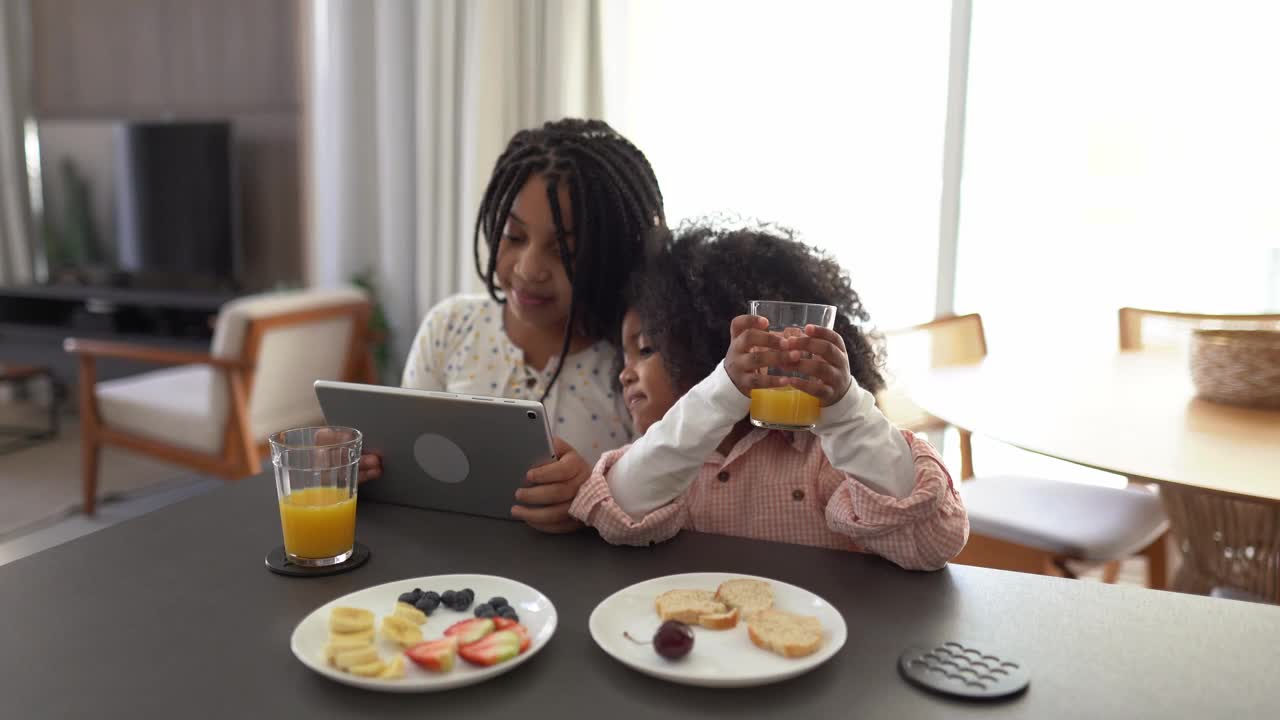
1190,329 -> 1280,409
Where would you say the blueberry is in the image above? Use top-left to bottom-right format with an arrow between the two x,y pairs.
424,591 -> 440,603
441,590 -> 457,605
474,603 -> 495,618
461,588 -> 474,598
415,595 -> 439,614
488,596 -> 507,609
397,592 -> 417,604
499,606 -> 518,621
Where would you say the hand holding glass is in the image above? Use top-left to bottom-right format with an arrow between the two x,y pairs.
748,300 -> 837,430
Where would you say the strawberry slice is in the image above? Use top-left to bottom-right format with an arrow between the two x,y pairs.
490,619 -> 530,651
458,629 -> 523,667
443,617 -> 495,645
509,623 -> 531,652
490,619 -> 532,651
405,637 -> 457,673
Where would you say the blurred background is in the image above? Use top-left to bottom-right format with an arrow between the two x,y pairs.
0,1 -> 1276,591
3,1 -> 1275,361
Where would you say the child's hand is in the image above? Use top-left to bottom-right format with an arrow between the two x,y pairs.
776,324 -> 853,406
724,315 -> 790,397
511,436 -> 589,533
357,452 -> 382,484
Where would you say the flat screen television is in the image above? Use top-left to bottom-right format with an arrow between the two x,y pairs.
112,120 -> 239,288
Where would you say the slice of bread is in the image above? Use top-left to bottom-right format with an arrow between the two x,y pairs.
697,607 -> 739,630
655,589 -> 731,626
715,578 -> 774,620
747,609 -> 823,658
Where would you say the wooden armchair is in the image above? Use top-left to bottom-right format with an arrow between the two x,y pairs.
66,287 -> 375,515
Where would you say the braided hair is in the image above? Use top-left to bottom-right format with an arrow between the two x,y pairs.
474,119 -> 665,400
627,222 -> 886,395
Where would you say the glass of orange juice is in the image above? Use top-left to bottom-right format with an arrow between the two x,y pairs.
270,426 -> 361,567
748,300 -> 837,431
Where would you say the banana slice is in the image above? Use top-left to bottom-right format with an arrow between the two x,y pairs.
329,607 -> 375,634
329,626 -> 375,643
324,635 -> 373,661
380,614 -> 424,647
333,645 -> 380,670
348,659 -> 387,677
378,655 -> 406,679
393,602 -> 428,625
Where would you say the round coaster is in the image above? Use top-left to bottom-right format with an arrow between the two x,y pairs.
899,642 -> 1029,700
265,543 -> 370,577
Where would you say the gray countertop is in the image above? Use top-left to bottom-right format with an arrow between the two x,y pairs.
1,475 -> 1275,718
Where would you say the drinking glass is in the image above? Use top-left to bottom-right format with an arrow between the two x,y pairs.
748,300 -> 837,430
270,426 -> 361,567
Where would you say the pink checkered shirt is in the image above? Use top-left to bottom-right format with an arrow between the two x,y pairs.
569,429 -> 968,571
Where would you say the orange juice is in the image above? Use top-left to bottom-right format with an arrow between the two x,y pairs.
750,387 -> 821,428
278,486 -> 357,560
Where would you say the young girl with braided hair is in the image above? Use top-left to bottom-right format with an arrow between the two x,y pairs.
362,119 -> 666,534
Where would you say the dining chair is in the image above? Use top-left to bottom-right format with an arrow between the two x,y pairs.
876,313 -> 985,481
1118,307 -> 1280,352
878,314 -> 1170,586
1117,307 -> 1280,602
65,287 -> 375,516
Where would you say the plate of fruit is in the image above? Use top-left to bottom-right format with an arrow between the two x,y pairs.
290,573 -> 556,692
588,572 -> 846,688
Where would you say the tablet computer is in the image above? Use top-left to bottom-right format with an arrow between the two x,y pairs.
314,380 -> 556,520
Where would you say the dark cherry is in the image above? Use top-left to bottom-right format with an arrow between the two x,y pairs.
652,621 -> 694,660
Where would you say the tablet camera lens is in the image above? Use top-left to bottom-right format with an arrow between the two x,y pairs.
526,411 -> 537,420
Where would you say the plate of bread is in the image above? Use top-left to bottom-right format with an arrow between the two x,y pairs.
588,572 -> 846,687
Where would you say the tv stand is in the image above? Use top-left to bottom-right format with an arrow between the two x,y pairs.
0,284 -> 239,399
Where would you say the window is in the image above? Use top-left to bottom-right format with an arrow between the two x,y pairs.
957,1 -> 1280,353
602,0 -> 953,330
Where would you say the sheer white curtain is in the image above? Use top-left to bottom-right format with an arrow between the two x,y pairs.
0,0 -> 33,285
307,0 -> 602,377
600,0 -> 952,331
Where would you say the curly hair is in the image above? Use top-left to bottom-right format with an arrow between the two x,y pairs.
474,118 -> 665,401
627,222 -> 885,395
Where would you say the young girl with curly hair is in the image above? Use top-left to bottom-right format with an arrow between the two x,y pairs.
569,224 -> 968,570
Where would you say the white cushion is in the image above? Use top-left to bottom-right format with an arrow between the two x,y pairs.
962,475 -> 1169,561
210,286 -> 369,439
95,287 -> 369,455
96,365 -> 228,455
210,286 -> 368,360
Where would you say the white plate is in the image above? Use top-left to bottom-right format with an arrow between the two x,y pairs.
290,574 -> 557,692
589,572 -> 846,688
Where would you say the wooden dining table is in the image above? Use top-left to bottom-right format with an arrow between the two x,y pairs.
1,474 -> 1278,718
906,350 -> 1280,598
